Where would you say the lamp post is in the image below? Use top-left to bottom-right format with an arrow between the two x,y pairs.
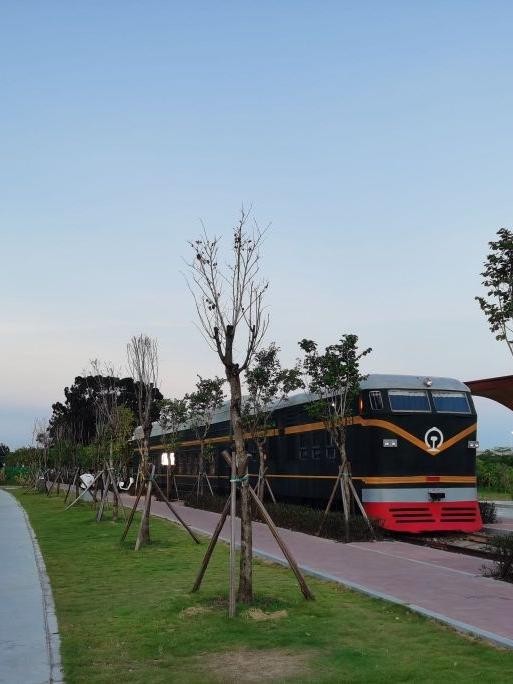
161,452 -> 175,500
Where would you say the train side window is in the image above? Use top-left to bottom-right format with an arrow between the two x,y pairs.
298,433 -> 309,460
326,432 -> 336,459
389,390 -> 431,412
432,391 -> 471,414
311,432 -> 322,459
369,391 -> 384,410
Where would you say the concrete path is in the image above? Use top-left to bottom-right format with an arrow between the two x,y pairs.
0,489 -> 61,684
493,500 -> 513,520
120,493 -> 513,649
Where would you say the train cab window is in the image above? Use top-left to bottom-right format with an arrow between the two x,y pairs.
432,391 -> 471,414
369,391 -> 384,410
389,390 -> 431,412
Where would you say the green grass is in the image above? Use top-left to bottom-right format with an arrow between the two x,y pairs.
479,488 -> 512,501
12,490 -> 513,683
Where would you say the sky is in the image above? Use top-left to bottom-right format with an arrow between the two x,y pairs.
2,1 -> 513,449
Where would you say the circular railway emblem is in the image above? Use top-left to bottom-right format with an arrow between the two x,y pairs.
424,427 -> 444,454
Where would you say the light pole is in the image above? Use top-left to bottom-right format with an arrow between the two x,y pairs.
161,452 -> 175,500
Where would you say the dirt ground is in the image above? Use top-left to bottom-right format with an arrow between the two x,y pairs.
198,648 -> 315,683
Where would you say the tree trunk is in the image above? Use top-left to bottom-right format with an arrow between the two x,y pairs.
238,477 -> 253,602
256,442 -> 266,500
197,441 -> 204,498
227,371 -> 253,603
110,441 -> 118,522
339,436 -> 351,543
135,433 -> 152,549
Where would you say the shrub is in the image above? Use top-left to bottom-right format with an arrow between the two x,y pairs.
477,455 -> 513,494
479,500 -> 497,524
483,533 -> 513,582
184,493 -> 381,542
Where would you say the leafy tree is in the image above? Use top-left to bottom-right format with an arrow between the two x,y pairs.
298,334 -> 373,541
159,397 -> 189,498
0,443 -> 9,468
243,344 -> 303,500
186,376 -> 225,497
476,228 -> 513,355
49,374 -> 162,445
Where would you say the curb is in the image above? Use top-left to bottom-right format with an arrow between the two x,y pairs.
147,505 -> 513,651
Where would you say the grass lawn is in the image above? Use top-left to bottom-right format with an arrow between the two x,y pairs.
478,488 -> 512,501
12,490 -> 513,683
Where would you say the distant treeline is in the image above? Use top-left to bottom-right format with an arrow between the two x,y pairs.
477,450 -> 513,494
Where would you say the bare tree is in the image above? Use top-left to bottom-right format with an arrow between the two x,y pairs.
33,419 -> 51,492
88,360 -> 135,521
127,334 -> 159,549
188,209 -> 269,603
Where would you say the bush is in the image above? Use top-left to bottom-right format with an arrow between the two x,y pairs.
479,500 -> 497,524
184,493 -> 381,542
477,455 -> 513,494
483,533 -> 513,582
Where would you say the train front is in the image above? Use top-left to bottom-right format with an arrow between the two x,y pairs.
354,375 -> 482,533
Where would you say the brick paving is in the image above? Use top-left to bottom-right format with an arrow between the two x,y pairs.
120,493 -> 513,648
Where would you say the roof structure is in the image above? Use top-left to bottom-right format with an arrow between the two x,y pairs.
137,373 -> 471,440
465,375 -> 513,412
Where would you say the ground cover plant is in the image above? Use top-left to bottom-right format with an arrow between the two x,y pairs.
479,501 -> 498,524
12,489 -> 513,683
484,533 -> 513,583
185,494 -> 381,542
478,489 -> 512,502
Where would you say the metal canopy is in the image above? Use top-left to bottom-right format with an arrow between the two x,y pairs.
465,374 -> 513,411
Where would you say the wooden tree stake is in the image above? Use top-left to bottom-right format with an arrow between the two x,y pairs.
229,452 -> 237,618
120,481 -> 145,542
108,465 -> 127,523
65,471 -> 103,510
248,485 -> 314,600
191,496 -> 231,592
64,467 -> 80,504
151,478 -> 200,543
96,469 -> 111,522
135,465 -> 155,551
47,469 -> 63,496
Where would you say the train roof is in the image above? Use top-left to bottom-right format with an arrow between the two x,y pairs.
361,374 -> 469,392
138,374 -> 469,441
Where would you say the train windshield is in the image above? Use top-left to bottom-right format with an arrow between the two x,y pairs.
389,390 -> 430,412
432,391 -> 471,413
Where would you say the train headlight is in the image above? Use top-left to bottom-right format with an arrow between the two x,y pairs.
383,439 -> 398,448
468,440 -> 479,449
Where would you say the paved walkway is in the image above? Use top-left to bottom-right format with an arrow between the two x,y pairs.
120,493 -> 513,649
0,489 -> 61,684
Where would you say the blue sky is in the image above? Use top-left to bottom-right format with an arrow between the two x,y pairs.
2,1 -> 513,448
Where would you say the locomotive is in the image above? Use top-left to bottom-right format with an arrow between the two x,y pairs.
145,374 -> 482,534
